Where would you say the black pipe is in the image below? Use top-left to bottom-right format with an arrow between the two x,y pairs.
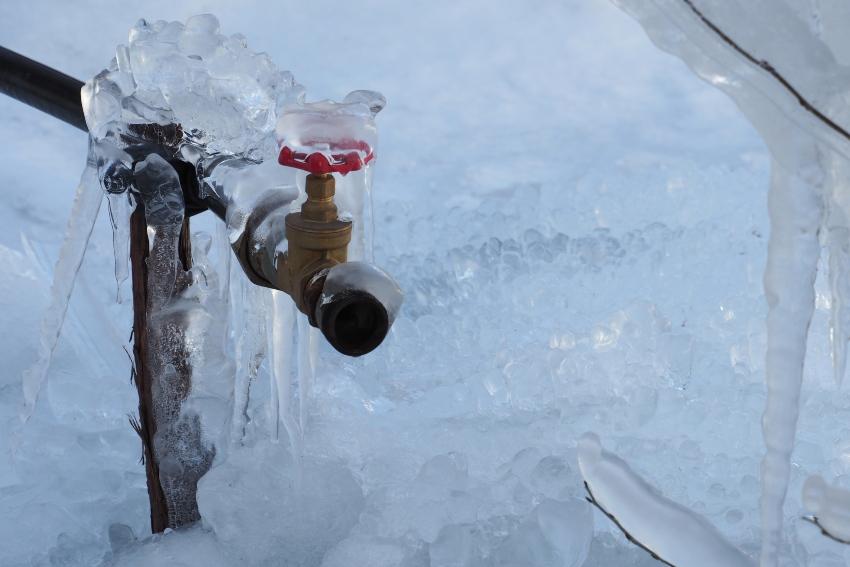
0,46 -> 87,131
0,46 -> 226,218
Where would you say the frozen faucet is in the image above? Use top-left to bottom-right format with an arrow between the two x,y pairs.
228,95 -> 403,356
232,170 -> 402,356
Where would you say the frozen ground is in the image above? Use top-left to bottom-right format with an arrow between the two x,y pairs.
1,0 -> 848,566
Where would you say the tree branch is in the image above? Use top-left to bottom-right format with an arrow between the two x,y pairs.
584,482 -> 677,566
680,0 -> 850,145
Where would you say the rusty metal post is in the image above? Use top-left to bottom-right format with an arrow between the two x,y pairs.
130,199 -> 198,532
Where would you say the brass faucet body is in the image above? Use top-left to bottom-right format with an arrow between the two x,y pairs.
279,174 -> 352,318
232,173 -> 352,320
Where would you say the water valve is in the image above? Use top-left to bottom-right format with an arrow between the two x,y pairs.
232,96 -> 401,356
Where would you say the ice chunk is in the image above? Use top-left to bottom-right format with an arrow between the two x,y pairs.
268,289 -> 299,454
133,154 -> 185,226
493,499 -> 592,567
296,315 -> 318,436
429,524 -> 481,567
108,523 -> 136,554
578,433 -> 753,567
82,14 -> 302,160
197,444 -> 364,566
321,535 -> 423,567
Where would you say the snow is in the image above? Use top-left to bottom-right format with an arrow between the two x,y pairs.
3,0 -> 850,566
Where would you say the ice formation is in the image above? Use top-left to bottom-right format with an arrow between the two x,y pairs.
578,433 -> 753,566
20,13 -> 386,528
16,2 -> 850,565
608,1 -> 850,564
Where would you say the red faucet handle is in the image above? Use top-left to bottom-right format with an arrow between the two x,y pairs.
278,139 -> 374,176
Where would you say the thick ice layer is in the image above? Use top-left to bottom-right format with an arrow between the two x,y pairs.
578,433 -> 753,567
607,2 -> 850,564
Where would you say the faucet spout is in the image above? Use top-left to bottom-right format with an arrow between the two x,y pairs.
231,173 -> 401,356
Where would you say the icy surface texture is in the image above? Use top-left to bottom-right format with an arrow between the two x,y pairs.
608,1 -> 850,564
7,1 -> 850,566
329,450 -> 595,567
198,444 -> 364,566
110,526 -> 229,567
578,433 -> 753,566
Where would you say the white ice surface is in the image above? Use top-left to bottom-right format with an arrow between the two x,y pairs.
3,1 -> 850,566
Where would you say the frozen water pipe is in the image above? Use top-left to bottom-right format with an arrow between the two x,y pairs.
0,45 -> 402,358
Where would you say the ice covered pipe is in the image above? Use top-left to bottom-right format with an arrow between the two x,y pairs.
0,39 -> 402,357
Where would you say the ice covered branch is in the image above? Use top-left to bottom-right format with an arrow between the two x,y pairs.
578,433 -> 754,567
679,0 -> 850,145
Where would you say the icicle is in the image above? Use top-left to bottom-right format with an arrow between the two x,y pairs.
760,149 -> 825,566
827,225 -> 850,385
578,433 -> 754,567
824,153 -> 850,386
364,163 -> 376,262
106,191 -> 135,303
214,219 -> 232,303
296,315 -> 317,438
337,169 -> 368,261
269,290 -> 301,457
20,146 -> 102,422
229,275 -> 268,445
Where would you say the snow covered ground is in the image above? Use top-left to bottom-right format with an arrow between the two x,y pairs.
2,0 -> 848,565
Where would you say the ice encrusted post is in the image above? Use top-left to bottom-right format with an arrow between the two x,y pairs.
128,153 -> 215,531
129,197 -> 193,532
